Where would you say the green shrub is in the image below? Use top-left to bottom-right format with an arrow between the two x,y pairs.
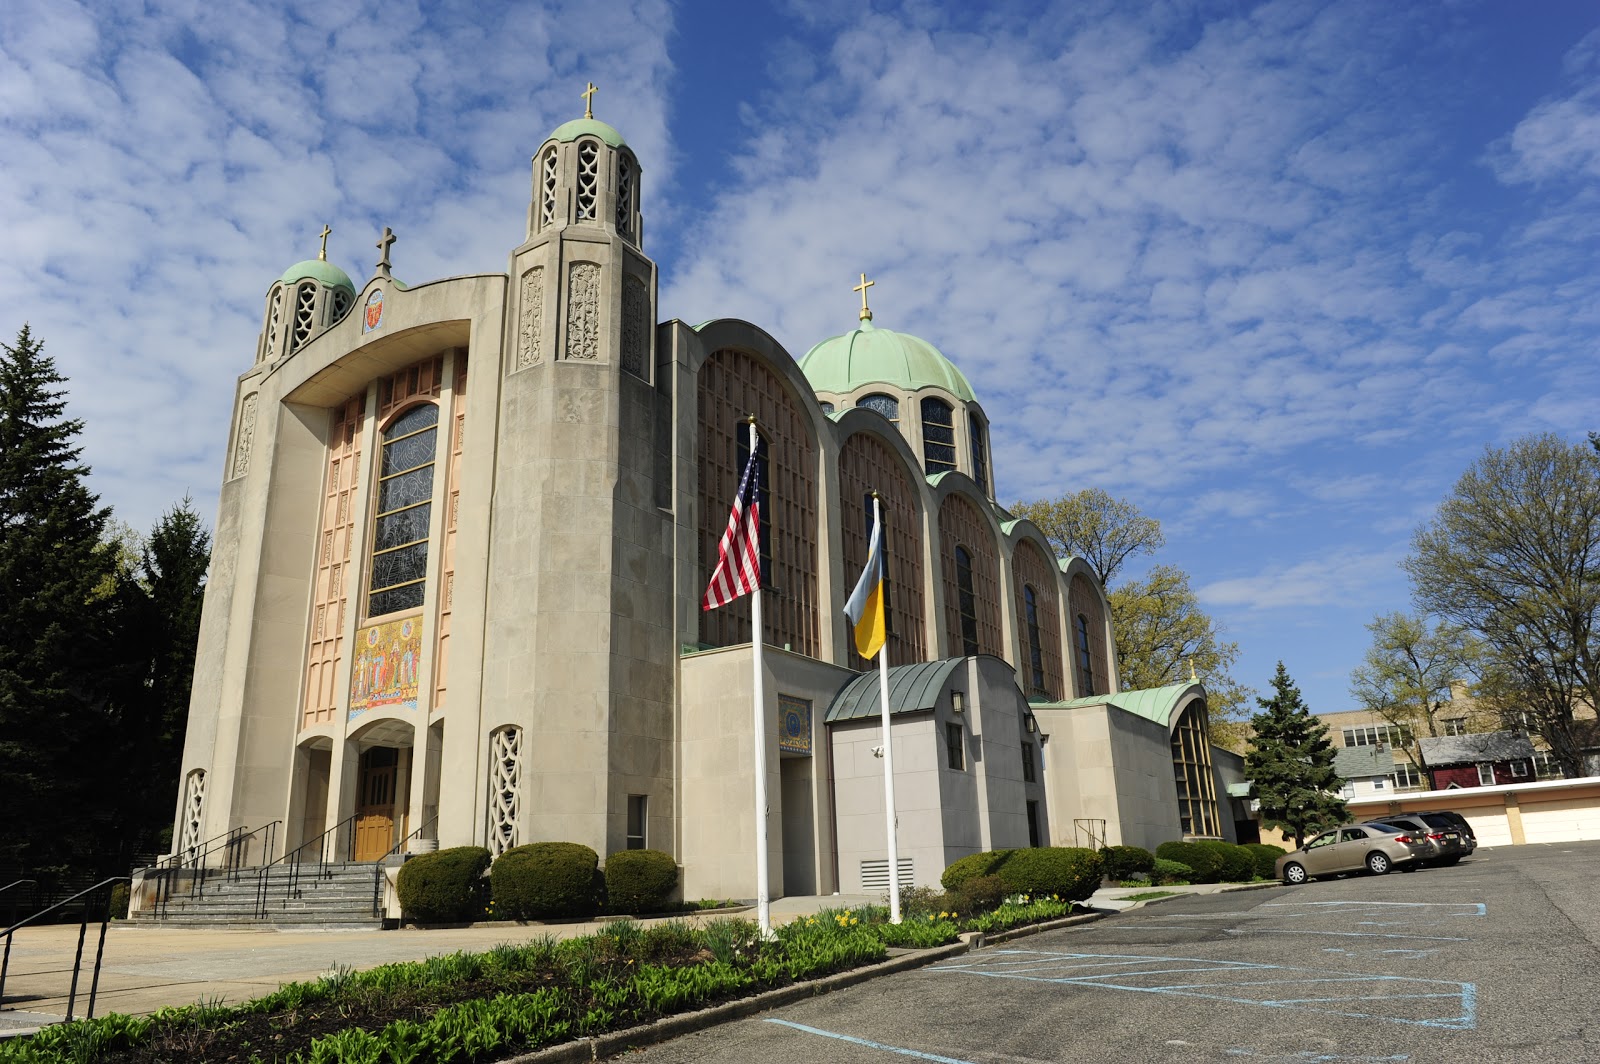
941,849 -> 1015,891
996,847 -> 1103,902
896,884 -> 960,918
1194,840 -> 1255,882
1155,841 -> 1221,883
1151,858 -> 1193,885
492,842 -> 601,920
1244,843 -> 1287,880
108,882 -> 130,920
604,850 -> 678,914
957,874 -> 1007,913
1100,845 -> 1155,881
396,846 -> 491,923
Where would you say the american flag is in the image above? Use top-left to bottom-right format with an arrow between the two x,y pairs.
703,431 -> 762,610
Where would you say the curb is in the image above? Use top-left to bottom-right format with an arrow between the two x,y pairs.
503,911 -> 1105,1063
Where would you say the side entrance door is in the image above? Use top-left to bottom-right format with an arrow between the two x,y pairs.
354,746 -> 399,861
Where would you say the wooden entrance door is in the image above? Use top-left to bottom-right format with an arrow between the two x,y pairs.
355,746 -> 399,861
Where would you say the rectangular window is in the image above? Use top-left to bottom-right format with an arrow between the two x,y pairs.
1075,614 -> 1094,696
1534,751 -> 1562,779
1372,778 -> 1386,790
1510,759 -> 1530,778
1021,742 -> 1036,783
1390,761 -> 1424,790
626,794 -> 647,850
1477,763 -> 1495,786
946,722 -> 965,771
1443,717 -> 1468,737
1026,800 -> 1040,847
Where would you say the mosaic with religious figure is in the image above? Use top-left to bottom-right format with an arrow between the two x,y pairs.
350,616 -> 423,717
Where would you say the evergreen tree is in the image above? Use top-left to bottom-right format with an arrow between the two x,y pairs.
0,325 -> 114,866
1246,662 -> 1346,847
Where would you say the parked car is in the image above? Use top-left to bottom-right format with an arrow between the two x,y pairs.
1369,812 -> 1476,866
1420,810 -> 1477,846
1276,823 -> 1431,884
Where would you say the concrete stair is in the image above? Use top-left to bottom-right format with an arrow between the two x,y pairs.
131,861 -> 387,930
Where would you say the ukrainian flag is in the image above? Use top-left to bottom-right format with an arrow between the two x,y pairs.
844,502 -> 887,659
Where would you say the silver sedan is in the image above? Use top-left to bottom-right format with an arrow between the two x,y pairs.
1276,823 -> 1431,884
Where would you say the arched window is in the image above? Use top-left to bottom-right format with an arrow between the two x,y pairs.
858,393 -> 899,424
921,397 -> 957,475
1024,586 -> 1046,694
179,769 -> 207,859
956,546 -> 979,656
616,152 -> 635,238
1075,613 -> 1093,696
539,147 -> 559,229
330,288 -> 354,323
287,280 -> 318,354
487,726 -> 522,856
369,403 -> 439,617
818,401 -> 834,416
1172,701 -> 1220,836
970,415 -> 990,493
576,140 -> 600,220
838,431 -> 926,667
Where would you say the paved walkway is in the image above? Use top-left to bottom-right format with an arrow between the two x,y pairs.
0,884 -> 1270,1036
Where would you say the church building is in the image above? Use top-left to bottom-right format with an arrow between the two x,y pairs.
173,97 -> 1247,902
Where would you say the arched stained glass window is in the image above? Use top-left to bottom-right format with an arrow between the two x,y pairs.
922,397 -> 956,475
970,415 -> 989,493
1172,702 -> 1220,836
369,403 -> 439,617
1024,585 -> 1046,694
859,393 -> 899,423
1075,613 -> 1094,696
956,545 -> 979,656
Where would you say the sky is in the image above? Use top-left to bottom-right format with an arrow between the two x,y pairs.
4,0 -> 1600,716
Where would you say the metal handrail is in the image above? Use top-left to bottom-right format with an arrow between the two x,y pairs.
373,815 -> 440,917
0,881 -> 37,896
0,877 -> 129,1021
255,814 -> 360,918
157,825 -> 245,870
149,821 -> 277,917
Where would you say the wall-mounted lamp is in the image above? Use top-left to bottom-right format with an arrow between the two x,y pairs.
951,691 -> 965,715
1025,713 -> 1038,734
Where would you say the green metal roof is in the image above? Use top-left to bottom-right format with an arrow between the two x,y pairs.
548,117 -> 627,148
1034,682 -> 1198,729
799,319 -> 977,403
824,658 -> 966,724
279,259 -> 356,293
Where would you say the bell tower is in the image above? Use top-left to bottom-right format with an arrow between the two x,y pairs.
472,86 -> 673,859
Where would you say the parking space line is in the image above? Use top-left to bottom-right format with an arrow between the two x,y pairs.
1263,902 -> 1486,917
763,1019 -> 977,1063
1118,926 -> 1468,942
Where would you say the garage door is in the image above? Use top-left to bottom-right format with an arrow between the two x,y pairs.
1461,809 -> 1512,847
1519,797 -> 1600,844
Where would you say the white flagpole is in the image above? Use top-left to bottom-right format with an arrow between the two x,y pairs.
873,495 -> 902,924
749,420 -> 772,937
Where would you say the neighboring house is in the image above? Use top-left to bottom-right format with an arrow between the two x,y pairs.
1334,744 -> 1396,799
1419,731 -> 1538,790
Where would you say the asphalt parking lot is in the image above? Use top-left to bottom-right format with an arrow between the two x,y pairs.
626,840 -> 1600,1063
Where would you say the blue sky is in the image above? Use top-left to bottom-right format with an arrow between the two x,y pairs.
4,0 -> 1600,716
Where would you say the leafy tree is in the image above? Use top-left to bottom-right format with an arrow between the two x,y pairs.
0,325 -> 115,865
1404,434 -> 1600,777
1013,489 -> 1248,730
1348,612 -> 1478,774
1012,487 -> 1163,587
1246,662 -> 1346,847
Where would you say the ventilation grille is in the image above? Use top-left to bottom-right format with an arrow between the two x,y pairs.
859,857 -> 914,891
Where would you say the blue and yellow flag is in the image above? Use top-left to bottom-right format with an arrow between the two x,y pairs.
844,501 -> 887,659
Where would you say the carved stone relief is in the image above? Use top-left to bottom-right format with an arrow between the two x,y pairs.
566,262 -> 601,360
232,394 -> 259,479
622,275 -> 648,380
516,267 -> 544,371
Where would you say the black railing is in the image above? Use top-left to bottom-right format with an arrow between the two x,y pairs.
0,881 -> 38,929
148,822 -> 278,918
254,814 -> 361,919
0,878 -> 128,1021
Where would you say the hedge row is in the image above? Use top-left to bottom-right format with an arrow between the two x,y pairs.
940,846 -> 1103,902
396,844 -> 681,924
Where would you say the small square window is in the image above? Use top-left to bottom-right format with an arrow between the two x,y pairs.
626,794 -> 647,850
1477,763 -> 1495,786
946,723 -> 965,771
1372,778 -> 1386,790
1510,759 -> 1530,778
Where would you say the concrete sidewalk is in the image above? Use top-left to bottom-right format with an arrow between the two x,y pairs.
0,883 -> 1274,1035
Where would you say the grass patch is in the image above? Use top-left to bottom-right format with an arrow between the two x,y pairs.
1121,890 -> 1181,902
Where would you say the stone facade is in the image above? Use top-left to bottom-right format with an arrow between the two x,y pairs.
171,109 -> 1240,899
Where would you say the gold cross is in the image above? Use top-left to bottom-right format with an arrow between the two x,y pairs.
582,82 -> 598,119
853,272 -> 874,322
318,224 -> 332,261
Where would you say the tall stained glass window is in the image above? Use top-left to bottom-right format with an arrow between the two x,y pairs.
369,403 -> 438,617
956,546 -> 979,656
921,397 -> 956,474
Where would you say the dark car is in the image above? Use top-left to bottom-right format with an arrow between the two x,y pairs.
1414,811 -> 1477,863
1420,810 -> 1477,843
1376,812 -> 1472,864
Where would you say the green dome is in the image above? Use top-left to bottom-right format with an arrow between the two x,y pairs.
799,319 -> 976,403
548,117 -> 627,149
279,259 -> 356,293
